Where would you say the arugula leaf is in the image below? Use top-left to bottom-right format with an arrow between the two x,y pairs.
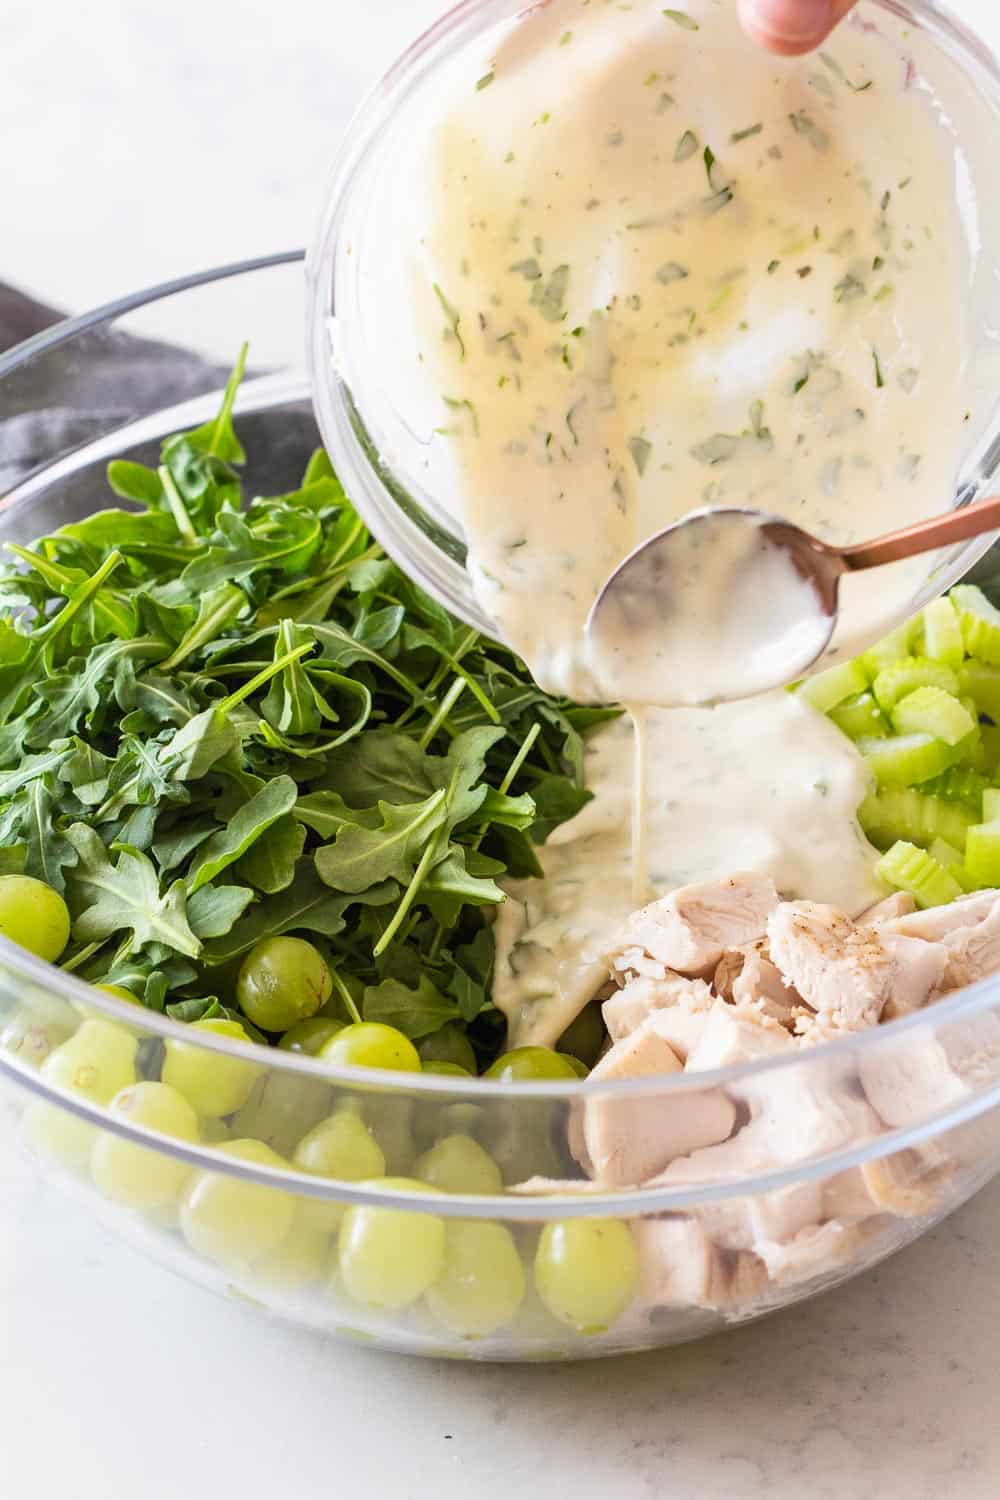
187,883 -> 256,939
187,775 -> 298,892
201,862 -> 397,965
66,824 -> 201,958
233,814 -> 305,893
362,975 -> 460,1040
315,789 -> 448,894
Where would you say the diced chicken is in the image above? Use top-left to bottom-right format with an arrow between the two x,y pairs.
938,900 -> 1000,992
823,1143 -> 951,1222
881,890 -> 1000,943
577,1017 -> 737,1187
685,998 -> 795,1072
732,941 -> 807,1027
768,902 -> 941,1033
631,1218 -> 769,1311
693,1181 -> 824,1253
756,1221 -> 864,1287
857,892 -> 917,926
507,1176 -> 605,1196
605,873 -> 780,982
877,934 -> 949,1022
860,1014 -> 1000,1128
602,973 -> 713,1050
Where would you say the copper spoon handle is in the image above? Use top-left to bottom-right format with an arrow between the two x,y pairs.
840,493 -> 1000,571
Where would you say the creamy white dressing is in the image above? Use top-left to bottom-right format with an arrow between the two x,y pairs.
417,0 -> 966,704
494,693 -> 884,1047
405,0 -> 971,1046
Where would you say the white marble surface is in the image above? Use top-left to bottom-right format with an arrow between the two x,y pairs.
4,2 -> 1000,1496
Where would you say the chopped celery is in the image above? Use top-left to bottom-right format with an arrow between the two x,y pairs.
951,585 -> 1000,665
928,837 -> 979,893
983,789 -> 1000,822
859,788 -> 975,852
965,821 -> 1000,885
922,596 -> 964,669
859,732 -> 958,788
980,723 -> 1000,774
796,659 -> 869,714
828,692 -> 890,741
877,840 -> 962,909
922,766 -> 989,807
958,661 -> 1000,723
859,619 -> 916,678
872,658 -> 960,712
890,686 -> 975,747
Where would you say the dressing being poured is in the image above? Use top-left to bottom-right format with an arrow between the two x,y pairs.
408,0 -> 972,1038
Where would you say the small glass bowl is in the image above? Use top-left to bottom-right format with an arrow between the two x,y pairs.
307,0 -> 1000,664
4,258 -> 1000,1360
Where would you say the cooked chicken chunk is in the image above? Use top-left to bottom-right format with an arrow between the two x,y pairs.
756,1221 -> 865,1286
860,1013 -> 1000,1127
881,890 -> 999,943
857,892 -> 918,926
602,972 -> 713,1051
631,1218 -> 769,1311
937,899 -> 1000,992
605,873 -> 780,982
732,941 -> 807,1026
685,998 -> 795,1071
577,1016 -> 737,1187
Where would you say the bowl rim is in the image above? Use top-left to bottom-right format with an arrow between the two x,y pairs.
3,229 -> 1000,1213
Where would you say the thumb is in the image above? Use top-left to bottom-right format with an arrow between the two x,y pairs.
738,0 -> 858,56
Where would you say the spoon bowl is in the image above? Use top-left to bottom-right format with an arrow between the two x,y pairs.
586,494 -> 1000,708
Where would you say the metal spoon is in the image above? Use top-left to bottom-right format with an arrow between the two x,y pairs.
586,494 -> 1000,707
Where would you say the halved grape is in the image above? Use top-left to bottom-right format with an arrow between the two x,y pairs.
320,1022 -> 422,1074
90,1082 -> 199,1211
426,1220 -> 526,1337
534,1220 -> 640,1333
228,1070 -> 332,1157
41,1019 -> 138,1106
485,1047 -> 581,1082
236,936 -> 332,1033
180,1139 -> 296,1269
293,1108 -> 387,1231
161,1018 -> 263,1118
252,1223 -> 332,1292
0,875 -> 71,962
556,1004 -> 607,1070
414,1134 -> 503,1195
337,1178 -> 445,1310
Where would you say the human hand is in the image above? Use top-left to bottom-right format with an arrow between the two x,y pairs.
739,0 -> 857,55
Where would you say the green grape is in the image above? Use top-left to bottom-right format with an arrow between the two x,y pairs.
41,1019 -> 138,1106
236,936 -> 333,1033
484,1047 -> 580,1083
0,875 -> 71,962
414,1134 -> 503,1195
278,1017 -> 345,1056
199,1117 -> 232,1146
180,1139 -> 296,1269
420,1061 -> 472,1078
228,1070 -> 332,1157
338,1178 -> 446,1310
90,1082 -> 199,1211
320,1022 -> 422,1074
1,1015 -> 75,1069
556,1004 -> 607,1070
534,1220 -> 640,1333
426,1220 -> 526,1337
22,1100 -> 99,1171
293,1108 -> 386,1232
558,1054 -> 590,1079
417,1024 -> 477,1074
161,1018 -> 263,1118
74,983 -> 146,1033
252,1222 -> 332,1293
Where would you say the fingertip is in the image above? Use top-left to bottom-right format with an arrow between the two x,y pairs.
738,0 -> 834,55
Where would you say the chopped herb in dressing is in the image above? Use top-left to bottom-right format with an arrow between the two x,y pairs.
674,130 -> 699,163
476,71 -> 495,92
433,284 -> 465,360
690,434 -> 740,466
662,8 -> 699,29
655,261 -> 689,285
628,436 -> 653,476
731,123 -> 763,144
789,110 -> 829,153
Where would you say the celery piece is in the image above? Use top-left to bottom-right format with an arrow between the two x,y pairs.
859,733 -> 958,788
951,584 -> 1000,665
922,766 -> 989,807
983,789 -> 1000,822
929,837 -> 980,892
964,820 -> 1000,886
958,661 -> 1000,723
859,788 -> 975,852
872,658 -> 960,712
890,686 -> 975,747
859,619 -> 916,679
796,658 -> 869,714
981,724 -> 1000,776
922,596 -> 964,669
877,840 -> 962,909
828,692 -> 890,741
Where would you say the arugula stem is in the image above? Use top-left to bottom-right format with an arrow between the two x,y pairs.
499,723 -> 541,794
373,832 -> 444,958
418,677 -> 466,751
330,967 -> 362,1024
158,585 -> 247,673
397,627 -> 481,729
217,643 -> 313,715
60,940 -> 106,975
158,466 -> 198,547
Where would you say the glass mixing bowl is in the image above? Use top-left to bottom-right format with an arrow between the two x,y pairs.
4,257 -> 1000,1360
307,0 -> 1000,665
